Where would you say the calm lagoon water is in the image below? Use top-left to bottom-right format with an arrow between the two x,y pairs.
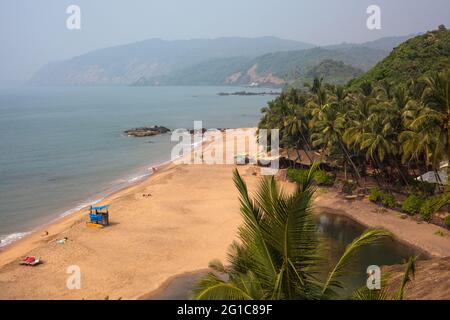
145,212 -> 421,300
0,86 -> 274,246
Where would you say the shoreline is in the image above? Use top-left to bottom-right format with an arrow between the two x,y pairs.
0,160 -> 168,249
0,128 -> 449,299
314,190 -> 450,258
0,159 -> 177,267
0,133 -> 205,250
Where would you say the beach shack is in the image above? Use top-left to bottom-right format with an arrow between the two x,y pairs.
280,148 -> 325,167
87,205 -> 110,228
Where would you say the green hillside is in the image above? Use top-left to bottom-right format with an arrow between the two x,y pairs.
160,46 -> 386,86
248,46 -> 384,76
158,56 -> 253,85
289,60 -> 363,88
349,25 -> 450,87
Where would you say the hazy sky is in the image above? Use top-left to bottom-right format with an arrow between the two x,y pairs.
0,0 -> 449,85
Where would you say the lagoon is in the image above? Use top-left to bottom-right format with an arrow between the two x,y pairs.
144,212 -> 421,300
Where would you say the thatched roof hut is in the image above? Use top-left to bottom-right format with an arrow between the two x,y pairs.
279,148 -> 326,166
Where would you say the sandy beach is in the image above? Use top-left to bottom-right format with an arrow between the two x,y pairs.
0,128 -> 449,300
0,162 -> 260,300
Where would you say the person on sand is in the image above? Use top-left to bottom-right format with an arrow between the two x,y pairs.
56,237 -> 68,244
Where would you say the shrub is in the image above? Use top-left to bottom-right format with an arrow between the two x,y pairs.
381,193 -> 397,208
445,216 -> 450,229
369,187 -> 383,202
287,168 -> 308,184
435,230 -> 445,237
402,195 -> 425,215
369,187 -> 396,208
419,196 -> 440,222
314,170 -> 336,186
287,168 -> 335,187
409,180 -> 436,196
342,180 -> 357,195
419,203 -> 433,221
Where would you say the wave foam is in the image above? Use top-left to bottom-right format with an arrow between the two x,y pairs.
0,232 -> 31,248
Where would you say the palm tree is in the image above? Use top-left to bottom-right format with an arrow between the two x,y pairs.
402,71 -> 449,186
192,167 -> 393,300
310,104 -> 362,182
372,86 -> 411,184
360,112 -> 398,182
419,71 -> 450,174
376,80 -> 394,100
283,102 -> 313,163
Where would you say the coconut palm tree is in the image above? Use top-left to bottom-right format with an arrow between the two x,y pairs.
310,104 -> 362,182
192,167 -> 393,300
400,71 -> 449,187
418,71 -> 450,173
283,103 -> 313,164
360,113 -> 398,175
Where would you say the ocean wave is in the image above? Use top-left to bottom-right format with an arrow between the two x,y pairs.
0,145 -> 196,248
59,198 -> 103,218
127,173 -> 151,183
0,232 -> 31,248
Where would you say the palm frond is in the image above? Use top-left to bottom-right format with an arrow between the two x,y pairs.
192,272 -> 255,300
396,256 -> 417,300
321,229 -> 393,298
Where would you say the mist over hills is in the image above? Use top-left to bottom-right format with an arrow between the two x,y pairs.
29,37 -> 313,86
29,34 -> 415,87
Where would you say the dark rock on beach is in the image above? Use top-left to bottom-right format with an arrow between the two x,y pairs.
125,126 -> 171,137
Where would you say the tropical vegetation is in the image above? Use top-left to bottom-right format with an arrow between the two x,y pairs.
349,25 -> 450,87
289,60 -> 363,89
259,66 -> 449,222
192,167 -> 416,300
192,26 -> 448,301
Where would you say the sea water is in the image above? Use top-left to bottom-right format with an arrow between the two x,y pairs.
0,86 -> 275,247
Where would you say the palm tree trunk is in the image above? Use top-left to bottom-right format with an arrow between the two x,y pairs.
338,139 -> 361,184
344,162 -> 347,181
299,134 -> 314,164
392,157 -> 410,187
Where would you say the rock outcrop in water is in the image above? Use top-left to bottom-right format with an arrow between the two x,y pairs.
124,126 -> 171,137
217,91 -> 280,96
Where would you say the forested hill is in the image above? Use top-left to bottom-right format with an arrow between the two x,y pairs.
28,35 -> 413,87
156,47 -> 386,87
349,26 -> 450,87
288,60 -> 364,88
